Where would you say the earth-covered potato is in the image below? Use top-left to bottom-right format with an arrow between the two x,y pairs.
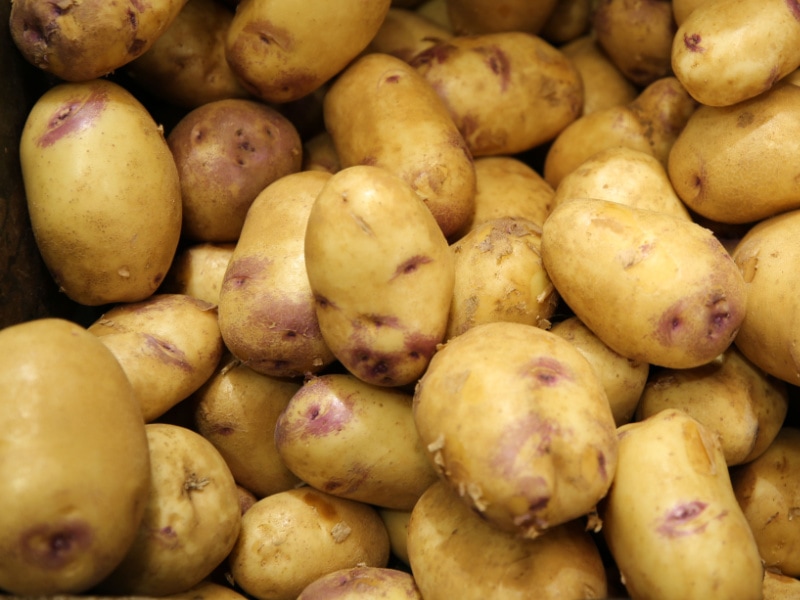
601,409 -> 764,600
0,318 -> 150,595
225,0 -> 391,103
413,321 -> 618,538
444,0 -> 558,34
304,165 -> 454,387
275,373 -> 439,510
323,52 -> 476,239
167,98 -> 302,242
19,78 -> 182,306
161,242 -> 236,306
407,481 -> 608,600
409,31 -> 583,157
365,7 -> 453,62
297,567 -> 422,600
9,0 -> 188,81
541,198 -> 747,369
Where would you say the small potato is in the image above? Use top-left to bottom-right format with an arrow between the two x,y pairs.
762,569 -> 800,599
228,487 -> 391,600
378,509 -> 412,565
636,346 -> 788,466
446,218 -> 558,339
163,579 -> 250,600
601,408 -> 764,600
88,293 -> 224,422
365,7 -> 453,62
407,481 -> 608,600
541,199 -> 746,369
413,321 -> 618,538
731,427 -> 800,577
444,0 -> 558,35
161,242 -> 235,306
409,32 -> 583,157
549,316 -> 649,427
193,354 -> 303,499
167,98 -> 302,242
540,0 -> 592,45
297,567 -> 422,600
302,131 -> 341,174
97,423 -> 242,596
304,165 -> 454,387
274,373 -> 439,510
323,52 -> 476,239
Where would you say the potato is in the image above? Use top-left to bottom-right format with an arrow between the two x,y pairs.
225,0 -> 391,103
407,481 -> 608,600
672,0 -> 713,25
600,408 -> 764,600
193,354 -> 303,499
323,52 -> 476,239
88,293 -> 224,423
274,373 -> 439,510
549,316 -> 649,427
236,485 -> 258,515
218,170 -> 336,378
297,567 -> 422,600
19,78 -> 182,306
9,0 -> 188,81
541,198 -> 747,369
636,346 -> 788,466
672,0 -> 800,107
540,0 -> 591,44
731,427 -> 800,577
762,569 -> 800,599
302,131 -> 341,174
161,242 -> 236,306
167,98 -> 302,242
409,32 -> 583,157
667,82 -> 800,225
164,579 -> 250,600
97,423 -> 241,596
446,217 -> 558,339
304,165 -> 454,387
365,7 -> 453,62
444,0 -> 558,35
228,487 -> 391,600
0,318 -> 150,595
552,146 -> 693,221
731,209 -> 800,384
124,0 -> 250,109
544,77 -> 697,189
413,321 -> 618,538
378,508 -> 411,565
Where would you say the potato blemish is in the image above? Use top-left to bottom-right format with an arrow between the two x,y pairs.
144,334 -> 193,372
788,0 -> 800,21
520,356 -> 573,387
323,464 -> 370,495
301,397 -> 353,439
656,501 -> 728,538
301,490 -> 338,521
37,89 -> 107,148
476,45 -> 511,92
683,32 -> 705,52
20,519 -> 92,569
391,255 -> 432,279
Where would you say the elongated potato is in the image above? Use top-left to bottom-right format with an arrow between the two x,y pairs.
601,408 -> 764,600
304,165 -> 454,387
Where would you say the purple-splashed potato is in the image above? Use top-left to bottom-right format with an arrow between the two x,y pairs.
601,408 -> 763,600
297,566 -> 422,600
304,165 -> 455,387
541,198 -> 746,369
413,321 -> 618,538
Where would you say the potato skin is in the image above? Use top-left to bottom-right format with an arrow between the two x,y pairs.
445,0 -> 558,35
297,567 -> 422,600
366,7 -> 453,62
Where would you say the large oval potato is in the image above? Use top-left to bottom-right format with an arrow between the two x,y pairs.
304,165 -> 454,387
19,78 -> 182,306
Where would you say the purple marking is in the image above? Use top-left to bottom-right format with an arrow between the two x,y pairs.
20,520 -> 93,569
37,89 -> 108,147
683,33 -> 704,52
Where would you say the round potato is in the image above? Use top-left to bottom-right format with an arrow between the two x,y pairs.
297,567 -> 422,600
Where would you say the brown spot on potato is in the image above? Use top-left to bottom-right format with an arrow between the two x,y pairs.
301,490 -> 338,520
38,89 -> 108,147
683,33 -> 704,52
323,464 -> 370,495
20,519 -> 93,569
737,112 -> 755,127
222,256 -> 271,292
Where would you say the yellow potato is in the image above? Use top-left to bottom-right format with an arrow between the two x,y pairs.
378,508 -> 411,565
161,242 -> 236,306
323,52 -> 476,239
762,569 -> 800,599
19,78 -> 182,306
541,198 -> 747,369
163,579 -> 250,600
601,408 -> 764,600
365,7 -> 453,62
672,0 -> 714,25
302,131 -> 341,174
297,567 -> 422,599
304,165 -> 454,387
444,0 -> 558,35
540,0 -> 592,45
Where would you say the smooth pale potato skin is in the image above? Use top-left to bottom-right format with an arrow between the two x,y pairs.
552,146 -> 692,221
407,481 -> 608,600
9,0 -> 188,81
20,78 -> 182,306
225,0 -> 391,103
672,0 -> 714,25
549,316 -> 649,427
731,427 -> 800,577
167,98 -> 302,242
672,0 -> 800,107
365,7 -> 453,62
444,0 -> 558,35
274,373 -> 439,510
98,423 -> 242,596
378,508 -> 411,565
218,170 -> 336,379
161,242 -> 236,306
446,218 -> 558,339
228,488 -> 391,600
304,165 -> 455,387
409,32 -> 583,157
88,293 -> 224,423
732,209 -> 800,384
0,319 -> 150,596
601,409 -> 764,600
323,53 -> 476,239
193,355 -> 303,499
297,567 -> 422,599
636,347 -> 788,466
541,199 -> 747,369
413,321 -> 618,538
668,83 -> 800,225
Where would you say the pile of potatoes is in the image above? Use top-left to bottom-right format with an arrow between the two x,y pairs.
6,0 -> 800,598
